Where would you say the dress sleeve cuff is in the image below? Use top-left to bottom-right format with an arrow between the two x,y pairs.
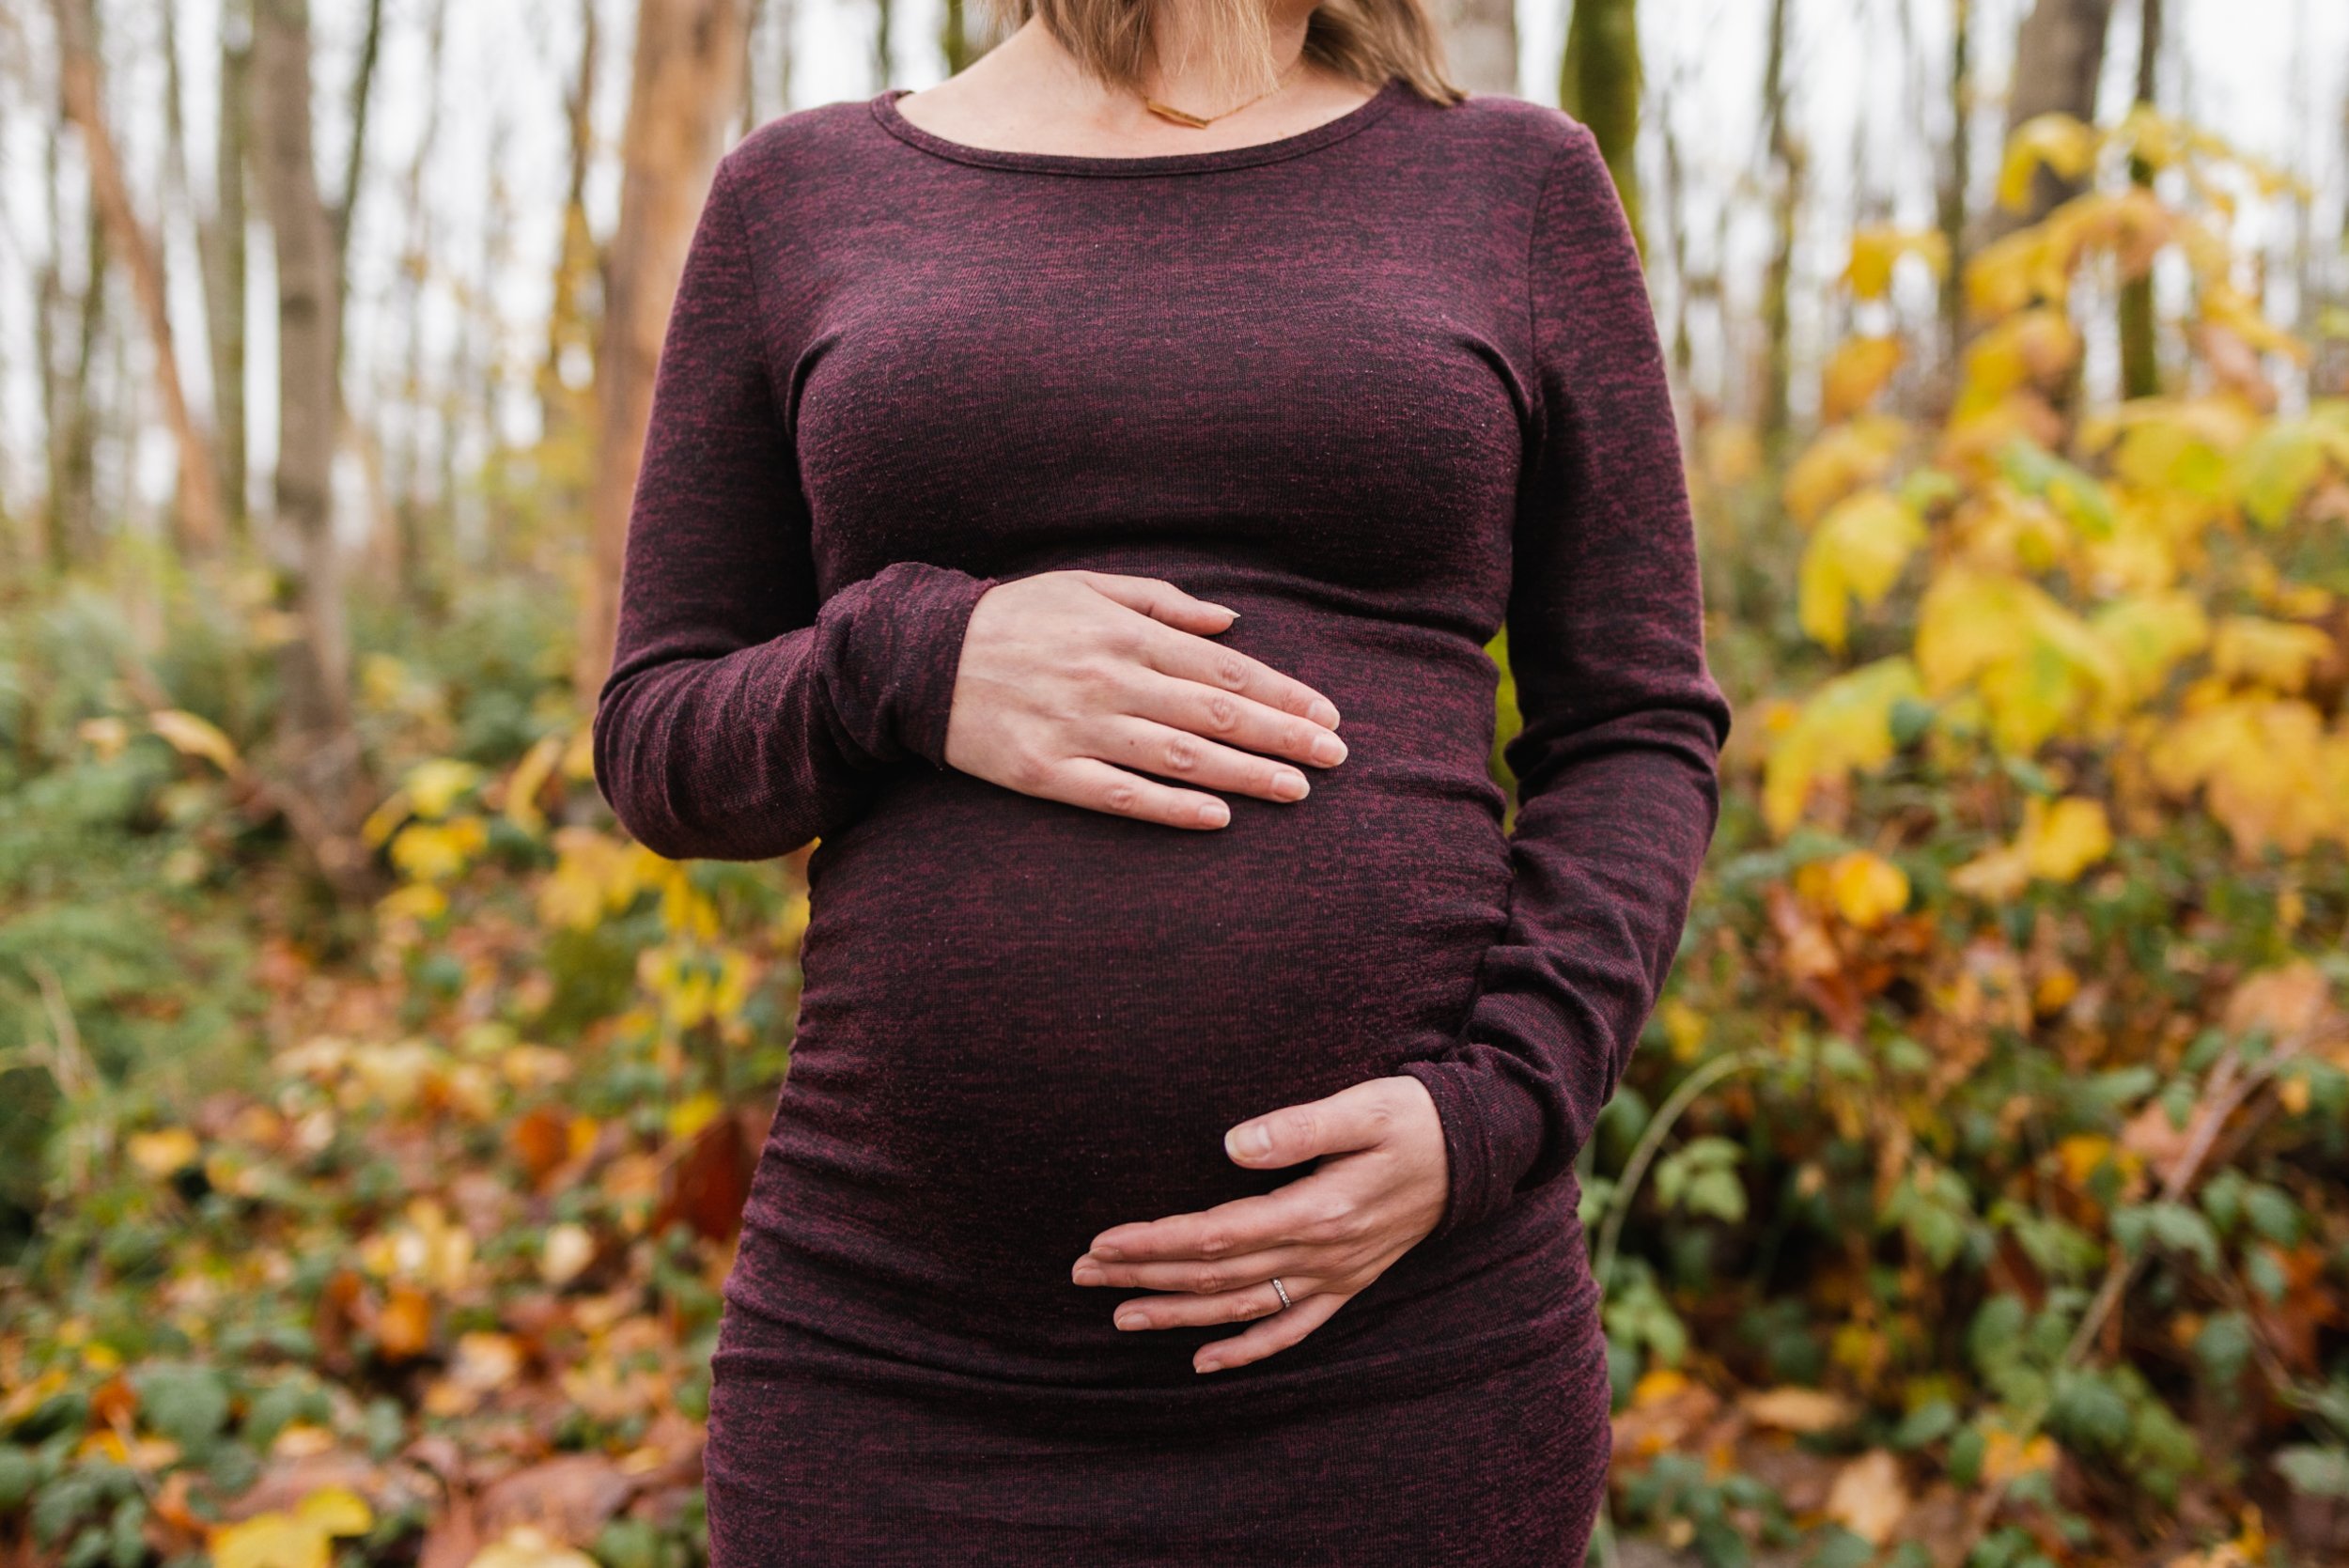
1395,1053 -> 1550,1244
812,561 -> 1000,770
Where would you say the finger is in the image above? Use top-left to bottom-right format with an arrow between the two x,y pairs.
1075,572 -> 1243,641
1224,1079 -> 1403,1171
1095,714 -> 1315,805
1027,755 -> 1232,831
1135,621 -> 1343,733
1075,1245 -> 1324,1295
1110,1279 -> 1298,1333
1123,671 -> 1348,773
1197,1289 -> 1348,1374
1084,1175 -> 1357,1264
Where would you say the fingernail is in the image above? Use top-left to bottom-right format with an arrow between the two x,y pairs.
1115,1308 -> 1144,1329
1196,1358 -> 1221,1374
1199,800 -> 1230,828
1272,770 -> 1308,801
1311,733 -> 1346,766
1226,1124 -> 1271,1160
1092,1243 -> 1124,1262
1309,699 -> 1340,728
1072,1262 -> 1105,1284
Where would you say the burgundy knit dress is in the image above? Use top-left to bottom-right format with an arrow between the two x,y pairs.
590,71 -> 1731,1568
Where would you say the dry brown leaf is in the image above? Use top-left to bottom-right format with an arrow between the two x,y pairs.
1825,1449 -> 1912,1545
1739,1386 -> 1859,1435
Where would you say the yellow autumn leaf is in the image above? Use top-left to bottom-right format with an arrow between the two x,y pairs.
211,1513 -> 333,1568
295,1488 -> 375,1538
148,709 -> 243,776
2091,591 -> 2210,704
1821,336 -> 1904,423
668,1091 -> 722,1141
2211,616 -> 2334,694
1827,851 -> 1909,929
1950,843 -> 2031,902
1798,490 -> 1926,653
1761,658 -> 1925,836
2147,698 -> 2349,857
1783,414 -> 1910,527
466,1526 -> 601,1568
1914,567 -> 2125,752
210,1488 -> 373,1568
407,758 -> 485,820
1964,226 -> 2056,321
2203,281 -> 2310,364
1958,309 -> 2080,415
2019,796 -> 2113,882
389,817 -> 490,883
1660,998 -> 1707,1062
1998,113 -> 2101,212
127,1126 -> 201,1179
503,733 -> 566,834
2233,420 -> 2332,529
1843,227 -> 1950,302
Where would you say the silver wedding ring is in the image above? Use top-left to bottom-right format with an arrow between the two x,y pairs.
1269,1276 -> 1292,1310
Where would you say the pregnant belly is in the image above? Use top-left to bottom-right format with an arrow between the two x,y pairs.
735,609 -> 1518,1366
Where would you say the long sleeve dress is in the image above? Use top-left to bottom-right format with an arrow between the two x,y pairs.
591,71 -> 1732,1568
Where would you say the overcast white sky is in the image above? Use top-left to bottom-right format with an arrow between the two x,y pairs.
2,0 -> 2343,531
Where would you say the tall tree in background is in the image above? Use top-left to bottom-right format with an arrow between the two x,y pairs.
37,108 -> 104,570
1429,0 -> 1516,96
576,0 -> 751,705
1984,0 -> 2117,241
1757,0 -> 1799,454
941,0 -> 973,75
253,0 -> 376,896
386,0 -> 450,610
1938,0 -> 1974,379
49,0 -> 225,554
541,0 -> 602,441
1559,0 -> 1642,249
2119,0 -> 2163,397
202,0 -> 254,543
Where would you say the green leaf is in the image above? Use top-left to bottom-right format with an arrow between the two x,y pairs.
130,1365 -> 230,1452
2278,1445 -> 2349,1499
2193,1312 -> 2253,1394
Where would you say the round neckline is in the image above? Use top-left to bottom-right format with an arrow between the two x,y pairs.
869,74 -> 1408,178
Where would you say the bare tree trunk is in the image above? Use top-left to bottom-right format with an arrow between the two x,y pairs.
575,0 -> 751,706
194,0 -> 254,543
389,0 -> 450,611
1983,0 -> 2117,242
2118,0 -> 2161,397
874,0 -> 893,90
49,0 -> 226,555
1560,0 -> 1641,249
334,0 -> 385,288
253,0 -> 378,899
1430,0 -> 1515,97
1938,0 -> 1973,382
941,0 -> 972,74
541,0 -> 603,437
1757,0 -> 1797,455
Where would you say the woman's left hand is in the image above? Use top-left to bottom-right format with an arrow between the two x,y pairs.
1069,1075 -> 1450,1374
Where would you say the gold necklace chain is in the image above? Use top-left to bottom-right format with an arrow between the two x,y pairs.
1140,54 -> 1308,129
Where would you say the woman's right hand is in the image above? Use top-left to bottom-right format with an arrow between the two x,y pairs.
941,570 -> 1347,830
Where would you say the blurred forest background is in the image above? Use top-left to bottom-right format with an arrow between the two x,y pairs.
3,0 -> 2349,1564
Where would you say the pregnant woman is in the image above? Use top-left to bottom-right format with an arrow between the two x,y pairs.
591,0 -> 1732,1560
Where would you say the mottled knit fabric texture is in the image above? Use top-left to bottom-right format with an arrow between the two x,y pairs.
591,72 -> 1732,1567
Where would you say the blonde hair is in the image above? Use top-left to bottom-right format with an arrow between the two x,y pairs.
974,0 -> 1467,107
